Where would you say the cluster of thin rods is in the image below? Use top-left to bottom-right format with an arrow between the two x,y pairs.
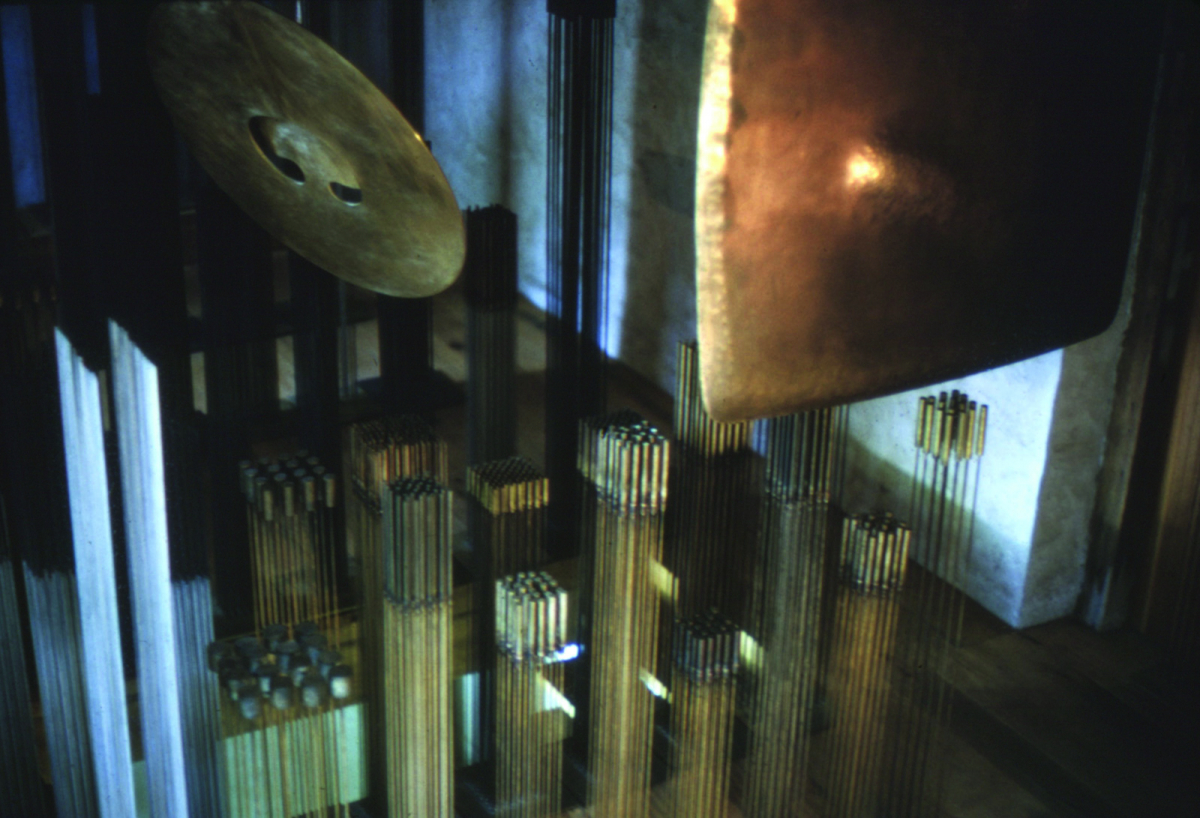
744,407 -> 848,816
667,340 -> 759,628
232,452 -> 352,817
494,572 -> 569,818
240,454 -> 340,631
346,414 -> 449,812
381,476 -> 455,817
465,205 -> 520,465
581,412 -> 669,818
823,513 -> 912,817
668,611 -> 739,818
877,390 -> 986,817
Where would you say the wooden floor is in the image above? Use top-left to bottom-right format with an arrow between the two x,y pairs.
937,601 -> 1200,818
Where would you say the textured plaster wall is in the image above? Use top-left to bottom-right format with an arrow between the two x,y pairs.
426,0 -> 1135,629
843,354 -> 1063,627
842,255 -> 1138,629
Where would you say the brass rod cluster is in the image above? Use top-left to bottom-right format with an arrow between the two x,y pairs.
234,452 -> 352,817
240,454 -> 340,631
667,340 -> 760,629
841,512 -> 912,594
824,513 -> 911,818
668,611 -> 739,818
208,622 -> 356,818
469,456 -> 551,516
465,205 -> 520,465
468,456 -> 551,776
880,390 -> 987,817
381,476 -> 455,817
580,412 -> 669,818
469,456 -> 550,579
673,340 -> 753,457
347,414 -> 449,811
349,415 -> 449,501
494,572 -> 569,818
744,407 -> 848,816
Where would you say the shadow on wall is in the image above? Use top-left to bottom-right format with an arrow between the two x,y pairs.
618,0 -> 709,396
841,433 -> 1027,629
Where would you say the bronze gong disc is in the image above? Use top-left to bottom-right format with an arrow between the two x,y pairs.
696,0 -> 1161,420
148,1 -> 464,297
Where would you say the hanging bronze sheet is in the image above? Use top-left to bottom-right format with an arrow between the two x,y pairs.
696,0 -> 1162,420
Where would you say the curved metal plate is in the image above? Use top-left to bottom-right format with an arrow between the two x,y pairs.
148,1 -> 464,297
697,0 -> 1161,420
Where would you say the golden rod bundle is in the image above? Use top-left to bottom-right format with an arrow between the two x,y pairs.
880,390 -> 986,817
744,407 -> 848,816
346,414 -> 448,809
230,452 -> 354,818
667,340 -> 759,625
468,456 -> 550,578
668,611 -> 739,818
381,476 -> 455,818
241,455 -> 340,632
468,456 -> 550,775
824,513 -> 911,818
494,572 -> 569,818
464,205 -> 520,465
581,413 -> 669,818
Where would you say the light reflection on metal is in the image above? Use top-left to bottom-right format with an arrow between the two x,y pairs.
846,146 -> 885,189
696,0 -> 1161,420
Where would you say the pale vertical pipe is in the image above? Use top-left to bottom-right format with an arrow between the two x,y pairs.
55,328 -> 137,818
109,321 -> 192,818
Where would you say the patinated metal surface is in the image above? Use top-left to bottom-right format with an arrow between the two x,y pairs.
148,1 -> 464,297
696,0 -> 1161,420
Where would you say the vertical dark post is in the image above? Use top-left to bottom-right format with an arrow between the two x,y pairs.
378,0 -> 435,411
0,8 -> 52,814
545,0 -> 614,558
194,177 -> 276,633
286,4 -> 343,467
465,205 -> 519,465
289,253 -> 342,465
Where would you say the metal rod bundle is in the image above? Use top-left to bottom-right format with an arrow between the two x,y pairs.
0,288 -> 100,817
228,453 -> 352,817
580,412 -> 669,817
465,205 -> 520,465
55,329 -> 139,817
381,476 -> 455,818
0,496 -> 49,817
346,414 -> 447,809
673,341 -> 753,457
879,390 -> 986,817
240,455 -> 341,632
667,611 -> 739,818
0,288 -> 53,817
545,0 -> 615,560
494,571 -> 570,818
743,407 -> 848,817
467,456 -> 550,774
823,513 -> 912,818
110,321 -> 211,818
666,340 -> 759,625
469,456 -> 550,578
347,414 -> 447,586
208,621 -> 358,818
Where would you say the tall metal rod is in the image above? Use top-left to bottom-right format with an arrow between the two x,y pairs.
545,0 -> 615,560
